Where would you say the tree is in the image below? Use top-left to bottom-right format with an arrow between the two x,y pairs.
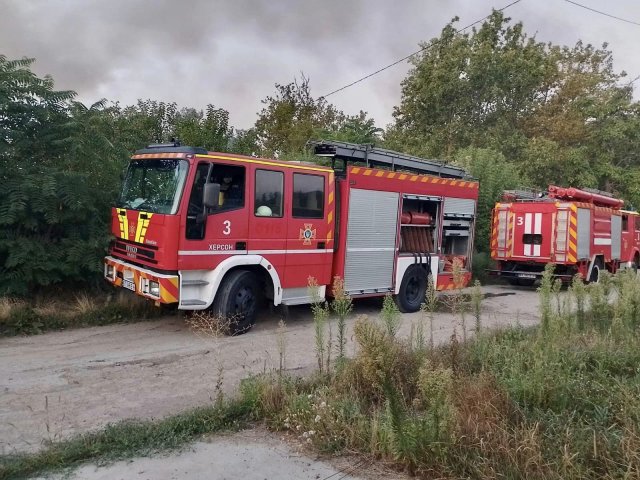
317,110 -> 383,145
454,147 -> 521,253
254,75 -> 346,156
386,10 -> 640,210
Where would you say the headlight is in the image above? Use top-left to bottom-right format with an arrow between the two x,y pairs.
149,281 -> 160,297
106,264 -> 115,279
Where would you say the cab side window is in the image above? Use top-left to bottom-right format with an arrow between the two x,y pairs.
254,169 -> 283,217
293,173 -> 325,218
210,164 -> 245,212
186,163 -> 245,240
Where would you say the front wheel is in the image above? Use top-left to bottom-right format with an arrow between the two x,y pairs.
395,265 -> 429,313
211,270 -> 260,335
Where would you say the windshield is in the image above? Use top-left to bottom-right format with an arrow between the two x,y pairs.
117,159 -> 189,214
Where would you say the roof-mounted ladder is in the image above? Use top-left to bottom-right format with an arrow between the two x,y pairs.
309,140 -> 471,179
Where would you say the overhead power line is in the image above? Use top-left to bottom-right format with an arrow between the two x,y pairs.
321,0 -> 524,98
626,74 -> 640,86
563,0 -> 640,27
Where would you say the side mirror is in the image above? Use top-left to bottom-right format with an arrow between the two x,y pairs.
203,183 -> 220,209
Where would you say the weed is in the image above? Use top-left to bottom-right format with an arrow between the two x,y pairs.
277,319 -> 287,374
185,311 -> 231,337
380,293 -> 400,338
331,276 -> 352,362
308,276 -> 329,373
421,276 -> 438,350
537,263 -> 555,334
471,280 -> 483,335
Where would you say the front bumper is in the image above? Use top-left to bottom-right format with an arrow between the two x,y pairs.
487,269 -> 574,281
104,256 -> 179,304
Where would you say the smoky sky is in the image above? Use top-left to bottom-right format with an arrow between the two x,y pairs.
3,0 -> 640,130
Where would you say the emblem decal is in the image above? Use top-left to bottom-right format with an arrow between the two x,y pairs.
299,223 -> 317,246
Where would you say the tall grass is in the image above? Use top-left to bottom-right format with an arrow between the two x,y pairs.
246,269 -> 640,478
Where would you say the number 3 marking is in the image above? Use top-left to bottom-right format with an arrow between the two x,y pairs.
517,216 -> 524,226
223,220 -> 231,235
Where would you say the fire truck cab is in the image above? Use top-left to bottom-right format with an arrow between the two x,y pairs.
105,141 -> 478,333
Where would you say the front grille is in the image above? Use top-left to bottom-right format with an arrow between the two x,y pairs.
111,238 -> 158,264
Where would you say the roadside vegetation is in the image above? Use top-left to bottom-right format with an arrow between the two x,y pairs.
4,270 -> 640,479
0,290 -> 167,336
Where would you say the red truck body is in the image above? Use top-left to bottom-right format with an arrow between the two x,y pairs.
104,142 -> 478,332
490,186 -> 640,283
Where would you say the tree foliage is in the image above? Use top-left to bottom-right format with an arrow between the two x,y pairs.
386,11 -> 640,207
0,56 -> 254,295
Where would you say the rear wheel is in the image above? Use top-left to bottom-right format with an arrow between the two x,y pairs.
212,270 -> 260,335
395,265 -> 429,313
589,264 -> 600,284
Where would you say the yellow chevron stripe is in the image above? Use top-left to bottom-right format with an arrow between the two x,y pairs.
116,208 -> 129,240
327,211 -> 333,223
135,212 -> 153,243
328,191 -> 334,204
568,240 -> 577,252
421,177 -> 429,182
327,230 -> 332,241
450,180 -> 458,186
352,167 -> 361,174
375,170 -> 385,177
363,169 -> 373,176
399,174 -> 407,180
387,172 -> 396,179
410,175 -> 418,182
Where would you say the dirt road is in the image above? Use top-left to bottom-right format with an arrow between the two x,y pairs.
0,284 -> 540,454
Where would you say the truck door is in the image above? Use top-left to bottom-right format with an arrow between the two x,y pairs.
180,161 -> 249,268
284,171 -> 331,291
248,167 -> 287,279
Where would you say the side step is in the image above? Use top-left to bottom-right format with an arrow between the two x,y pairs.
181,279 -> 209,286
180,299 -> 207,306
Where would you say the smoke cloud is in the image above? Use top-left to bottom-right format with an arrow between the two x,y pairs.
2,0 -> 639,128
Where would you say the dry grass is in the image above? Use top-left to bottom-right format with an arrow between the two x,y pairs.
185,311 -> 232,338
0,297 -> 24,321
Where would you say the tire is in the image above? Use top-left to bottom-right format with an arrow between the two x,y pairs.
589,264 -> 600,284
212,270 -> 260,335
395,265 -> 429,313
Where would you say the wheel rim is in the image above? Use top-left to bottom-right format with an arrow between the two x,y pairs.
233,285 -> 256,318
405,275 -> 422,304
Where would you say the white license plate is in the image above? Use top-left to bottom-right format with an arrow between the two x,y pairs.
518,273 -> 536,279
122,279 -> 136,292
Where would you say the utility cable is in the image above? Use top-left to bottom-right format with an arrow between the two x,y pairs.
321,0 -> 524,98
562,0 -> 640,27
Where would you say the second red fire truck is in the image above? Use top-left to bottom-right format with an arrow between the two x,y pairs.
490,185 -> 640,284
104,141 -> 479,333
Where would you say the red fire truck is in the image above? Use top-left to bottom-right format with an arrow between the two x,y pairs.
104,141 -> 479,333
490,185 -> 640,285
